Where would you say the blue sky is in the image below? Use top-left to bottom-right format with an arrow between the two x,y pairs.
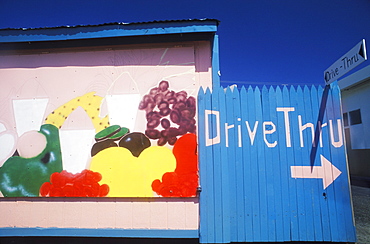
0,0 -> 369,86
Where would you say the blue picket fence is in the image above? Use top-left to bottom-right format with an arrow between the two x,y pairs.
197,83 -> 356,243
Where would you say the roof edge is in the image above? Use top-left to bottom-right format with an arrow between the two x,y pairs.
0,19 -> 219,43
0,19 -> 220,31
338,65 -> 370,90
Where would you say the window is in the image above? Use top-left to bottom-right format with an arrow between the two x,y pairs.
343,112 -> 349,127
349,109 -> 362,125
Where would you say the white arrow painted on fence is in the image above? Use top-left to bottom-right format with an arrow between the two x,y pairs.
291,155 -> 342,189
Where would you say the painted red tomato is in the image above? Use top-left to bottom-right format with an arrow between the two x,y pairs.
40,169 -> 109,197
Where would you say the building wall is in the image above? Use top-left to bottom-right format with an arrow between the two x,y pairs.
0,41 -> 212,230
341,80 -> 370,177
0,199 -> 199,230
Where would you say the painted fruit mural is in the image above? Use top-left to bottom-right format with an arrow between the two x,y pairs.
0,47 -> 202,197
0,78 -> 199,197
0,124 -> 63,197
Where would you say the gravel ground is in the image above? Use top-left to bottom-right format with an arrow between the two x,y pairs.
352,185 -> 370,244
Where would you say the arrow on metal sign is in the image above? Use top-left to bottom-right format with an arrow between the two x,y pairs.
291,155 -> 342,189
359,42 -> 366,59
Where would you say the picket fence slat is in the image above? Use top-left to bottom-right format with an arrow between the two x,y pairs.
224,87 -> 237,242
233,88 -> 246,242
206,87 -> 216,243
328,83 -> 347,242
317,85 -> 338,241
279,86 -> 299,241
275,86 -> 290,241
289,86 -> 307,241
269,86 -> 284,242
247,86 -> 262,241
198,84 -> 355,244
255,87 -> 270,242
322,85 -> 340,242
301,86 -> 315,241
240,86 -> 253,242
310,85 -> 331,242
211,86 -> 223,243
306,85 -> 324,242
218,86 -> 231,243
198,87 -> 208,243
262,86 -> 276,241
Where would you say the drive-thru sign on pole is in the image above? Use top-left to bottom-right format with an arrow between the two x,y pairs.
324,39 -> 367,85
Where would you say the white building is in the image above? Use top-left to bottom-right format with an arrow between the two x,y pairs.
338,65 -> 370,180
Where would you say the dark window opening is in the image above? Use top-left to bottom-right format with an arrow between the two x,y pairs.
349,109 -> 362,125
343,112 -> 349,127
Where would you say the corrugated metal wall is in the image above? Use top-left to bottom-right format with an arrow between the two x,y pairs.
197,83 -> 356,243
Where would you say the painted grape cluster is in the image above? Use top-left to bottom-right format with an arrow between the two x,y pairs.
139,80 -> 196,146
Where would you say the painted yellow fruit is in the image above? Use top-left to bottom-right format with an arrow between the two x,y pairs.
89,146 -> 176,197
44,92 -> 109,132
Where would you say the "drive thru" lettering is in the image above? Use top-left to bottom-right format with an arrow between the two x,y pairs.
205,107 -> 343,148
